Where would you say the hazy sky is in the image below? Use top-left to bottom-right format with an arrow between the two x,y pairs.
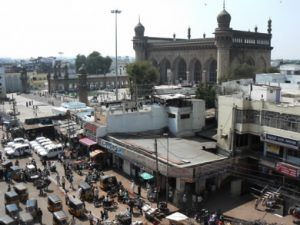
0,0 -> 298,59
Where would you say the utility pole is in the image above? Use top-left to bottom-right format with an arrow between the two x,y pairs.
154,138 -> 159,207
163,133 -> 169,206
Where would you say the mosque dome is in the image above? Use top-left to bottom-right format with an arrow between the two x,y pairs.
217,9 -> 231,29
134,21 -> 145,37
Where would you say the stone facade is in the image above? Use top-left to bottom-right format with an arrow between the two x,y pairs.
47,61 -> 128,94
133,7 -> 272,84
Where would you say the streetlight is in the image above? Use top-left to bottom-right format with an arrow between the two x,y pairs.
111,9 -> 121,101
163,133 -> 169,206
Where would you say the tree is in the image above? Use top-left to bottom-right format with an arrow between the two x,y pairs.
75,54 -> 87,73
126,61 -> 159,98
228,63 -> 255,80
196,84 -> 216,109
75,52 -> 112,75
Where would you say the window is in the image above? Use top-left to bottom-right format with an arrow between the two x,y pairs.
180,114 -> 190,119
168,113 -> 176,118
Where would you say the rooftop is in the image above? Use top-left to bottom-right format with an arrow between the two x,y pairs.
112,134 -> 225,168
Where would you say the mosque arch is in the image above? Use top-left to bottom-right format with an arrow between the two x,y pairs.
189,58 -> 202,84
159,58 -> 171,84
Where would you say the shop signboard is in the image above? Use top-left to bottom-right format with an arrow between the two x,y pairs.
84,123 -> 98,141
275,162 -> 299,178
266,143 -> 280,155
98,138 -> 123,155
265,134 -> 299,150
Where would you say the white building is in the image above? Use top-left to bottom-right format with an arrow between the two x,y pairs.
217,83 -> 300,205
97,96 -> 205,138
0,67 -> 6,98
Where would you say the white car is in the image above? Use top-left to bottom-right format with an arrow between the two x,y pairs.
7,138 -> 29,147
4,143 -> 23,153
36,147 -> 46,155
6,143 -> 31,158
35,136 -> 46,142
40,144 -> 63,159
40,141 -> 53,147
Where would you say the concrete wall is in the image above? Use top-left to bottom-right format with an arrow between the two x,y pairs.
0,68 -> 6,98
4,73 -> 22,93
107,105 -> 167,133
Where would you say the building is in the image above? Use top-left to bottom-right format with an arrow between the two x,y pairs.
133,6 -> 272,84
217,84 -> 300,206
47,60 -> 129,93
0,67 -> 6,99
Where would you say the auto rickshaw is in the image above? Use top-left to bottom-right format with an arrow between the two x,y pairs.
13,183 -> 29,203
78,181 -> 93,202
10,166 -> 21,181
2,160 -> 13,169
24,164 -> 39,181
0,215 -> 16,225
68,196 -> 86,218
99,175 -> 118,191
5,191 -> 19,206
48,195 -> 62,212
53,210 -> 69,225
19,212 -> 33,225
26,199 -> 38,217
5,204 -> 19,221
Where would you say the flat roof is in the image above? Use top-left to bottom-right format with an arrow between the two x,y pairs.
113,135 -> 226,168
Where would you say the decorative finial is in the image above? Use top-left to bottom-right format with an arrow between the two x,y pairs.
268,17 -> 272,34
203,33 -> 206,39
187,27 -> 191,40
173,33 -> 176,41
138,15 -> 140,23
254,25 -> 258,32
223,0 -> 225,9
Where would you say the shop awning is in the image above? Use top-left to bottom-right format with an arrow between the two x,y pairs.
90,149 -> 104,158
139,172 -> 154,180
166,212 -> 188,222
79,137 -> 97,147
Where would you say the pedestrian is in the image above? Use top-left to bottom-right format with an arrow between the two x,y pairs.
56,173 -> 60,186
61,176 -> 66,190
88,211 -> 94,225
96,219 -> 101,225
182,193 -> 187,208
15,159 -> 19,166
129,199 -> 134,214
65,194 -> 69,205
130,180 -> 135,194
94,187 -> 99,202
104,209 -> 108,220
255,198 -> 260,209
78,187 -> 82,199
138,185 -> 141,197
37,208 -> 43,224
7,184 -> 11,191
70,216 -> 76,225
69,176 -> 74,190
100,210 -> 105,221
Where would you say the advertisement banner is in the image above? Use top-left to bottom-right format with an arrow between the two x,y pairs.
266,143 -> 280,155
275,162 -> 299,178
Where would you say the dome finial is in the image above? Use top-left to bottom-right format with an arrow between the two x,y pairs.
223,0 -> 226,9
138,15 -> 140,23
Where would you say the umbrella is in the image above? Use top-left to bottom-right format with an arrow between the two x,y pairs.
139,172 -> 154,180
166,212 -> 188,221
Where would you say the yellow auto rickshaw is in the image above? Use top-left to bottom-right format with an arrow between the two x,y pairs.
99,175 -> 118,191
78,181 -> 93,202
53,210 -> 68,225
13,183 -> 28,203
68,196 -> 85,218
48,195 -> 62,212
5,191 -> 19,207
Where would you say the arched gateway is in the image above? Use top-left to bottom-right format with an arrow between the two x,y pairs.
133,6 -> 272,84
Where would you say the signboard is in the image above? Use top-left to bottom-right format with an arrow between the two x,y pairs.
98,138 -> 123,155
266,143 -> 280,155
275,162 -> 299,178
265,134 -> 299,149
84,123 -> 98,141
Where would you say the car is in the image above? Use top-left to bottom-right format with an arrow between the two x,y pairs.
40,144 -> 63,159
6,144 -> 31,158
7,138 -> 29,147
35,137 -> 46,142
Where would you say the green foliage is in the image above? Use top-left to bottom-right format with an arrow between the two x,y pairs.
75,52 -> 112,75
126,61 -> 159,97
226,63 -> 255,81
265,67 -> 279,73
196,84 -> 216,109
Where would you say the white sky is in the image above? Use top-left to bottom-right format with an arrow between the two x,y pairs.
0,0 -> 299,59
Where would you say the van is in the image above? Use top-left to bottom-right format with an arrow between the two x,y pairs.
6,144 -> 31,158
40,144 -> 63,159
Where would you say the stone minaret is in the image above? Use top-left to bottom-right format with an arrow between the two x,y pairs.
63,64 -> 69,92
78,64 -> 88,105
214,4 -> 232,82
20,67 -> 28,93
133,18 -> 146,61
